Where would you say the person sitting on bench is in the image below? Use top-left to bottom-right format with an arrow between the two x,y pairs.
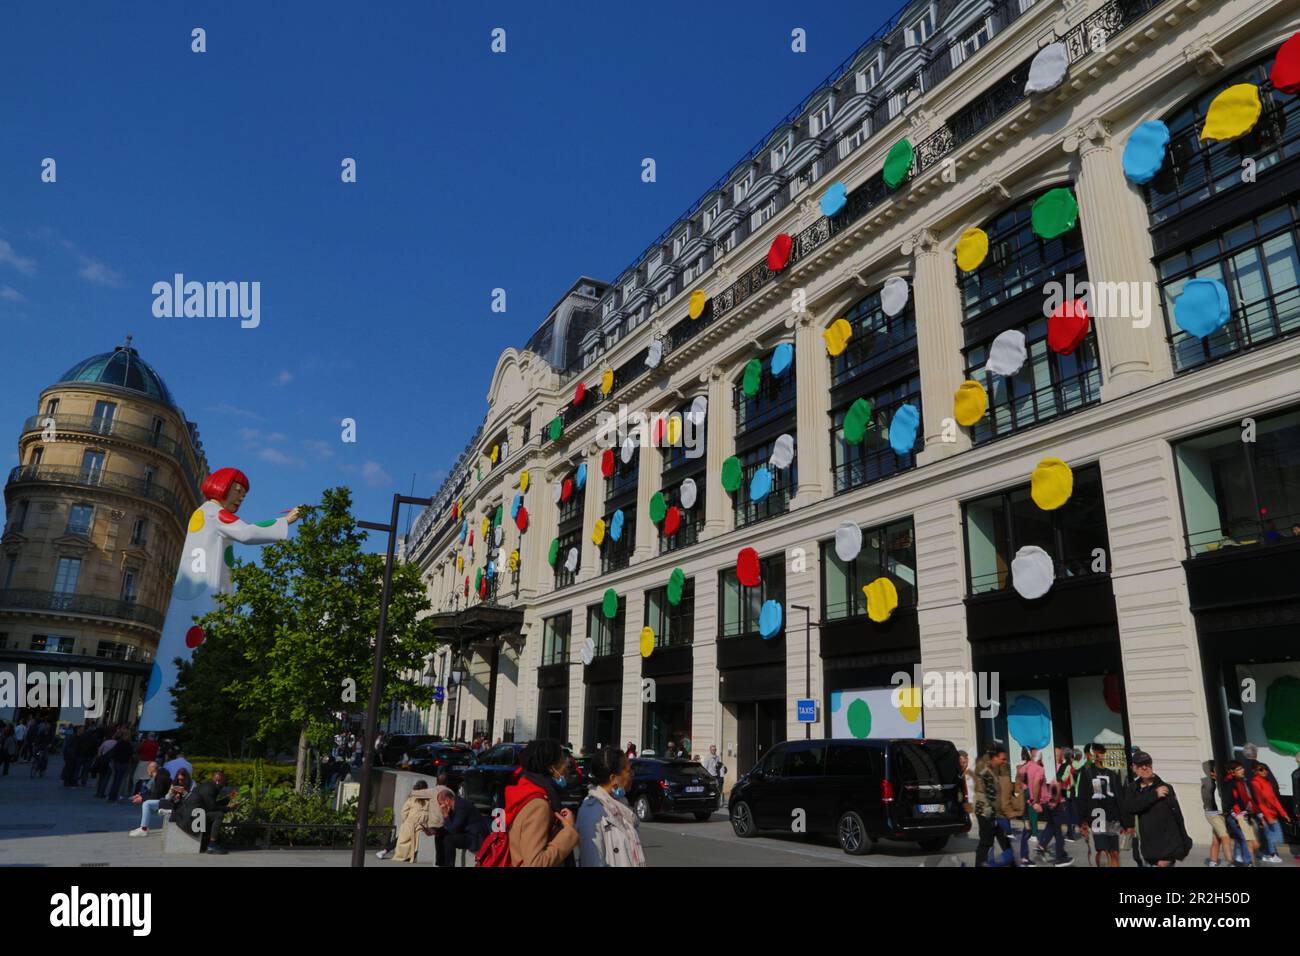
128,761 -> 172,836
433,786 -> 490,866
176,770 -> 239,855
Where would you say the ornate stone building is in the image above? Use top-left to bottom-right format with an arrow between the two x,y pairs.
1,342 -> 209,727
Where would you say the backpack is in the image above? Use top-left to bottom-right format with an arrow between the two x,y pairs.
474,791 -> 546,867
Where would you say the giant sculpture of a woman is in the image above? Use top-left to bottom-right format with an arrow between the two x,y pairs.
140,466 -> 300,730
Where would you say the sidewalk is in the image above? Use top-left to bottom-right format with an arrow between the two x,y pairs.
0,761 -> 409,867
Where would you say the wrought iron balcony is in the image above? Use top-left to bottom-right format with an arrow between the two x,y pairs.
6,464 -> 191,528
22,413 -> 204,496
0,587 -> 165,629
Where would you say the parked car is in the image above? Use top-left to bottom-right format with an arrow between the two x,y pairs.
399,742 -> 475,789
626,757 -> 720,822
377,734 -> 440,767
728,737 -> 970,854
459,742 -> 587,811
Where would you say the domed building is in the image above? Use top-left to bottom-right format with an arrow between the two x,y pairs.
1,340 -> 208,729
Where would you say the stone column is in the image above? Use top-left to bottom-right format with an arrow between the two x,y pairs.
1064,117 -> 1173,400
621,591 -> 646,751
633,425 -> 659,562
906,228 -> 971,465
702,366 -> 734,539
579,445 -> 602,577
790,312 -> 829,508
914,499 -> 977,752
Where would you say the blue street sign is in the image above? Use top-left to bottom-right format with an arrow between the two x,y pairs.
433,686 -> 445,703
796,699 -> 817,723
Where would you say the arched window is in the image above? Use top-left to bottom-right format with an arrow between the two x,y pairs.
1146,52 -> 1300,373
960,186 -> 1100,444
732,347 -> 798,528
828,285 -> 921,494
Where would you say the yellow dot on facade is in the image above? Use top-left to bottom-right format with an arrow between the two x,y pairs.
509,549 -> 519,572
1200,83 -> 1262,143
955,227 -> 990,272
600,368 -> 614,396
823,318 -> 853,357
862,577 -> 899,623
639,626 -> 655,658
1031,457 -> 1074,511
491,444 -> 500,463
666,414 -> 682,446
688,289 -> 707,320
953,380 -> 988,427
896,686 -> 923,722
520,470 -> 530,493
592,519 -> 606,546
188,509 -> 205,533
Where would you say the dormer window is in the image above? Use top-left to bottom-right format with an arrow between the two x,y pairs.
647,251 -> 664,276
856,56 -> 881,93
703,198 -> 722,231
733,170 -> 754,205
771,136 -> 792,171
672,230 -> 689,259
907,8 -> 934,47
602,296 -> 615,318
811,101 -> 833,136
623,277 -> 638,300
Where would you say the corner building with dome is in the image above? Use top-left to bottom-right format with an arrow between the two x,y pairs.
1,343 -> 209,727
400,0 -> 1300,848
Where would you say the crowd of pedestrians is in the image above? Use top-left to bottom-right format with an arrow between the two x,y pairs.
967,739 -> 1299,868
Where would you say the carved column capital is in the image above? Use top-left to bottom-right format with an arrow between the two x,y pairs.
901,227 -> 940,259
1063,118 -> 1112,157
1183,35 -> 1224,76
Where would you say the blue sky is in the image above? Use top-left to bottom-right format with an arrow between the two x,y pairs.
0,0 -> 902,549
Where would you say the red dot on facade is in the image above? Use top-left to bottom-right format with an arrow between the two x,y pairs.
185,626 -> 206,648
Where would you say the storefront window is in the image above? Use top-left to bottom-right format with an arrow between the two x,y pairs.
1174,407 -> 1300,554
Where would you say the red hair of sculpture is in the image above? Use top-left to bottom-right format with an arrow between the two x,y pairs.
201,467 -> 250,502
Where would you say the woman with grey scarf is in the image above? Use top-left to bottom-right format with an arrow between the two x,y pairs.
576,746 -> 645,867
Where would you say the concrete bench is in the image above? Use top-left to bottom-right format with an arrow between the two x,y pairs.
162,815 -> 202,855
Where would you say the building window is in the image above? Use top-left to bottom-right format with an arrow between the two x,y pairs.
1145,55 -> 1299,227
811,101 -> 832,136
732,347 -> 798,528
822,518 -> 916,620
907,9 -> 934,46
3,556 -> 17,589
645,578 -> 695,647
151,417 -> 165,445
586,600 -> 624,658
856,57 -> 881,93
771,137 -> 791,171
520,417 -> 532,446
29,446 -> 43,468
1157,202 -> 1300,374
703,199 -> 722,231
553,528 -> 581,590
733,170 -> 754,205
91,400 -> 117,434
66,504 -> 93,536
599,507 -> 636,574
80,450 -> 106,483
720,555 -> 785,638
963,318 -> 1101,445
673,230 -> 690,259
120,569 -> 138,603
44,398 -> 60,417
53,556 -> 81,594
31,634 -> 75,654
963,464 -> 1110,595
1173,406 -> 1300,555
9,500 -> 29,532
732,439 -> 798,528
956,17 -> 992,61
830,376 -> 922,494
751,196 -> 778,231
542,612 -> 571,666
659,400 -> 707,554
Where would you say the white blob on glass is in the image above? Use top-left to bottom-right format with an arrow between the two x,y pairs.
985,329 -> 1028,376
881,276 -> 910,317
769,433 -> 795,470
680,477 -> 698,509
834,521 -> 863,562
580,638 -> 595,666
564,547 -> 579,573
1024,42 -> 1068,94
494,525 -> 504,548
645,339 -> 663,368
621,434 -> 636,464
689,395 -> 708,426
553,481 -> 562,504
1011,545 -> 1055,599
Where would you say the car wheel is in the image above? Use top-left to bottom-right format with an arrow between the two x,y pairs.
918,836 -> 949,852
730,801 -> 757,838
837,811 -> 872,855
634,795 -> 653,822
693,811 -> 713,822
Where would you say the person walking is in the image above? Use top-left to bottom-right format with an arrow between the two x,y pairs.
1077,743 -> 1122,867
576,746 -> 645,868
1030,749 -> 1073,867
504,738 -> 578,867
1199,760 -> 1235,867
1220,761 -> 1261,866
13,718 -> 28,762
61,727 -> 84,787
0,726 -> 16,775
1248,763 -> 1290,863
1122,750 -> 1193,867
974,746 -> 1014,867
104,729 -> 135,802
92,731 -> 117,797
703,744 -> 726,810
1015,748 -> 1046,864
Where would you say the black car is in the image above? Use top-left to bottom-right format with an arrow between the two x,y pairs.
458,742 -> 587,812
728,737 -> 970,854
626,758 -> 720,822
377,734 -> 441,767
398,742 -> 475,788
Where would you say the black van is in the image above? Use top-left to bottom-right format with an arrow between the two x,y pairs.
728,738 -> 970,854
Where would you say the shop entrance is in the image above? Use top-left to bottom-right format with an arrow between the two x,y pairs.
734,698 -> 785,776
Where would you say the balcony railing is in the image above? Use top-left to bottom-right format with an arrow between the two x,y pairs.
7,464 -> 191,528
0,588 -> 165,629
24,413 -> 203,497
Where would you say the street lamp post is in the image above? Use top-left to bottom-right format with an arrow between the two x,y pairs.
350,492 -> 432,868
790,604 -> 818,740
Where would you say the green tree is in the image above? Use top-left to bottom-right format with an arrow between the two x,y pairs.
175,486 -> 442,790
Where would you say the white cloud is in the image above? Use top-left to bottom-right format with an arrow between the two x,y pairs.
0,286 -> 23,302
257,446 -> 303,467
208,403 -> 264,421
0,240 -> 36,275
361,460 -> 392,488
303,439 -> 335,459
77,257 -> 124,286
273,370 -> 293,386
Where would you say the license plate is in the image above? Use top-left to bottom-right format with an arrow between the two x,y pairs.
685,786 -> 704,793
917,803 -> 945,814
